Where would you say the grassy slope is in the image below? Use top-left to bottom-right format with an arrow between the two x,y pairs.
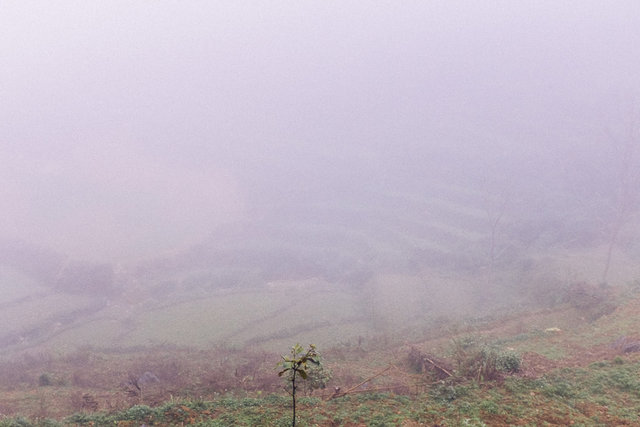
2,289 -> 640,425
1,183 -> 639,424
5,178 -> 638,356
0,184 -> 499,355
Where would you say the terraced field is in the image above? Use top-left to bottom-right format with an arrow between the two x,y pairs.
0,182 -> 636,357
0,179 -> 640,425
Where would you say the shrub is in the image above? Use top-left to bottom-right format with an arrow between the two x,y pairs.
564,281 -> 617,321
451,338 -> 500,382
496,350 -> 521,373
451,337 -> 521,381
38,373 -> 52,386
433,383 -> 473,403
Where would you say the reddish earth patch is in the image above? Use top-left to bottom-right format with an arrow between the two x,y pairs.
519,352 -> 559,377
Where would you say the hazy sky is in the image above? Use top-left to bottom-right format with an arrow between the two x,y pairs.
1,1 -> 640,261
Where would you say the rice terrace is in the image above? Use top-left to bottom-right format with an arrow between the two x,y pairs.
2,1 -> 640,426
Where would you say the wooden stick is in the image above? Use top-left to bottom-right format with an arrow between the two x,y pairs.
328,385 -> 406,398
423,356 -> 453,377
326,365 -> 393,400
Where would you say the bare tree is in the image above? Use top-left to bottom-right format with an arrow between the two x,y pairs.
601,106 -> 640,284
481,180 -> 513,285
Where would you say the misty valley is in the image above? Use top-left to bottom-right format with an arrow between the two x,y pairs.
1,173 -> 640,425
3,1 -> 640,425
2,178 -> 636,351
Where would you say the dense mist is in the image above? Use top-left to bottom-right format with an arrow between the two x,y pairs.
1,2 -> 640,356
2,1 -> 638,259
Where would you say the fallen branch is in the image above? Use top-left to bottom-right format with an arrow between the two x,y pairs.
323,385 -> 406,399
408,347 -> 453,379
423,356 -> 453,378
326,365 -> 393,400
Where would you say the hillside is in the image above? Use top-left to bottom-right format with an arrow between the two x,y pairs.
0,283 -> 639,425
2,180 -> 636,356
1,181 -> 639,425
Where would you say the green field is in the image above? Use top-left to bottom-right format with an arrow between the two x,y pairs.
0,183 -> 639,425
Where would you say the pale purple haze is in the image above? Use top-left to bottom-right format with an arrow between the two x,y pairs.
1,1 -> 640,262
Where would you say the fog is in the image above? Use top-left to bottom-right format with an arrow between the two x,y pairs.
2,2 -> 640,352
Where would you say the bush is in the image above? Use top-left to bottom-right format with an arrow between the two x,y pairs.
451,337 -> 521,381
433,383 -> 473,403
451,337 -> 499,381
564,282 -> 617,321
38,372 -> 65,387
496,350 -> 521,373
38,373 -> 52,386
